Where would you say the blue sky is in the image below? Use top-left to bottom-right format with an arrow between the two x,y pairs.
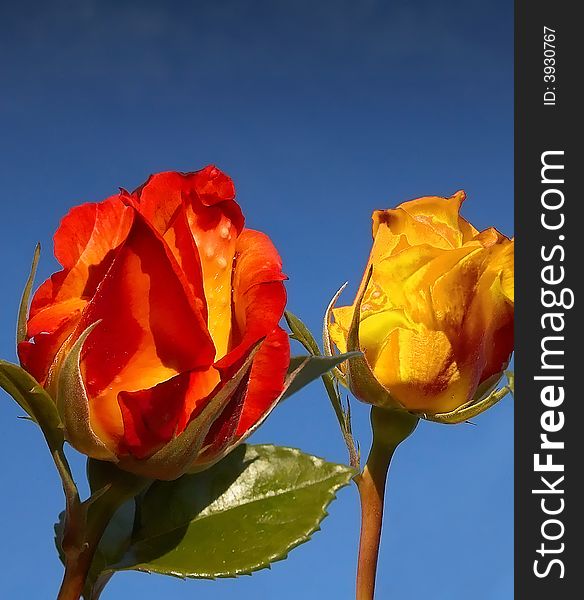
0,1 -> 513,598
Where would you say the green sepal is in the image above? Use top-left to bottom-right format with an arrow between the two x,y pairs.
56,321 -> 117,461
505,370 -> 514,397
284,311 -> 320,356
322,283 -> 349,386
421,371 -> 514,424
17,243 -> 40,345
285,307 -> 361,468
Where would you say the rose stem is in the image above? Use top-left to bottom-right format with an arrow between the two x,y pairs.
56,463 -> 148,600
355,407 -> 418,600
56,492 -> 122,600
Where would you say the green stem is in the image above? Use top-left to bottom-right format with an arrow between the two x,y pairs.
56,462 -> 149,600
322,372 -> 359,469
57,496 -> 119,600
355,407 -> 418,600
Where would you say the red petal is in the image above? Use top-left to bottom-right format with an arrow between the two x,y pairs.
52,196 -> 134,271
193,371 -> 249,463
19,197 -> 133,384
195,329 -> 290,464
74,211 -> 215,449
169,228 -> 289,463
18,318 -> 75,386
235,326 -> 290,436
133,167 -> 244,358
192,164 -> 236,205
133,166 -> 243,238
118,367 -> 220,459
214,229 -> 289,438
217,229 -> 287,372
162,205 -> 208,322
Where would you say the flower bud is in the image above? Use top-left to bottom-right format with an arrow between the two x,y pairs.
326,191 -> 514,421
18,166 -> 290,479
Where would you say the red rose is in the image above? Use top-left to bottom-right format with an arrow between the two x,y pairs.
18,165 -> 290,479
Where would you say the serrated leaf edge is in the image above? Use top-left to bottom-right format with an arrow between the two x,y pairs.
115,445 -> 354,579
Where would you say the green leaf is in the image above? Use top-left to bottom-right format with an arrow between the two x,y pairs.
113,444 -> 354,578
281,353 -> 361,401
17,243 -> 40,345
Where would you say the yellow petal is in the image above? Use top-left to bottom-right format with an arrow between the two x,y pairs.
359,308 -> 413,367
491,238 -> 514,304
428,246 -> 491,337
373,191 -> 477,251
373,325 -> 478,413
328,321 -> 348,355
373,243 -> 478,326
462,240 -> 514,384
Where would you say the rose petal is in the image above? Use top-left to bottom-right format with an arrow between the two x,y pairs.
187,327 -> 290,465
216,229 -> 287,372
162,204 -> 209,321
74,211 -> 215,449
118,367 -> 220,459
373,325 -> 478,413
19,197 -> 133,384
234,326 -> 290,436
134,167 -> 244,358
213,229 -> 289,438
373,191 -> 477,251
464,239 -> 514,384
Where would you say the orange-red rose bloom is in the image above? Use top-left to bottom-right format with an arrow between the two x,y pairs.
18,166 -> 289,476
329,191 -> 514,416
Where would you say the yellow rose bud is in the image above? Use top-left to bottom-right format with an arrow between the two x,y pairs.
327,191 -> 514,419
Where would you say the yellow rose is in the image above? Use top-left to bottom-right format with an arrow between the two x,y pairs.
327,191 -> 514,420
